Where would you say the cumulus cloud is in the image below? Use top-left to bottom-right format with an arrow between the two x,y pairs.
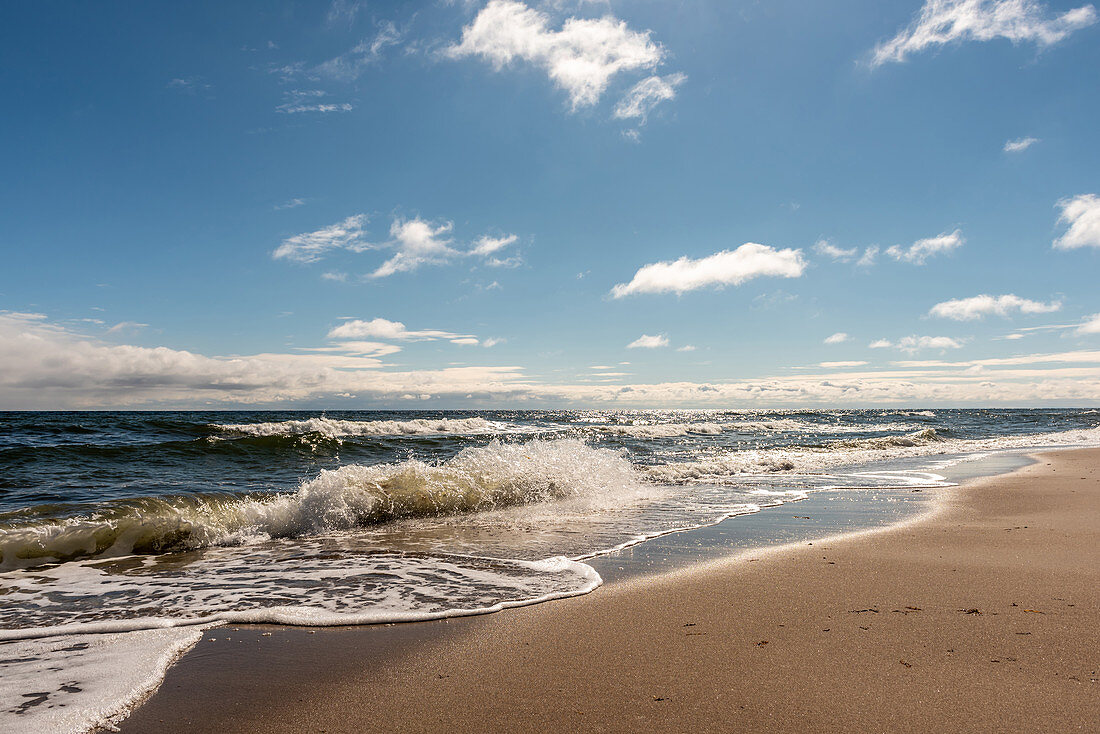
446,0 -> 666,110
372,218 -> 458,277
627,334 -> 669,349
1053,194 -> 1100,249
1004,136 -> 1039,152
814,240 -> 858,262
886,229 -> 964,264
928,294 -> 1062,320
327,317 -> 473,341
824,332 -> 851,344
610,243 -> 807,297
870,0 -> 1097,67
1077,313 -> 1100,334
273,215 -> 369,263
613,73 -> 686,123
676,345 -> 697,352
871,335 -> 967,353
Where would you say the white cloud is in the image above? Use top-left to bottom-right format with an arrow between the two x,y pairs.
482,337 -> 506,348
273,215 -> 369,263
824,332 -> 850,344
814,240 -> 858,262
929,294 -> 1062,320
676,345 -> 697,352
1077,313 -> 1100,334
446,0 -> 666,110
274,214 -> 518,276
371,218 -> 458,277
610,243 -> 807,297
327,318 -> 473,341
819,361 -> 868,368
627,334 -> 669,349
470,234 -> 518,256
856,246 -> 879,268
276,89 -> 353,114
1004,136 -> 1040,152
1053,194 -> 1100,249
872,335 -> 967,353
871,0 -> 1097,67
4,313 -> 1099,408
275,198 -> 306,210
886,229 -> 964,264
300,341 -> 402,357
106,321 -> 148,334
451,337 -> 480,346
316,21 -> 404,80
613,73 -> 686,123
326,0 -> 364,29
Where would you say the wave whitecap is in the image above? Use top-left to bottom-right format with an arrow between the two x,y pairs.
0,439 -> 644,567
213,416 -> 513,438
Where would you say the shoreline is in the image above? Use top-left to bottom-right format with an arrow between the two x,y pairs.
118,447 -> 1100,732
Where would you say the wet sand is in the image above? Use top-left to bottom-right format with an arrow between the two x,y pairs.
120,449 -> 1100,732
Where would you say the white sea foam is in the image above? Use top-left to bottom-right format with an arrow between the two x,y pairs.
0,551 -> 600,638
598,422 -> 725,438
0,626 -> 207,734
213,416 -> 517,438
644,426 -> 1100,483
0,439 -> 645,566
595,419 -> 918,438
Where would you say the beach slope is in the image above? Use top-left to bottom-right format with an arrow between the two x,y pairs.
121,449 -> 1100,733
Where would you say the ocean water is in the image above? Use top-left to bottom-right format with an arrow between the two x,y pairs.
2,408 -> 1099,731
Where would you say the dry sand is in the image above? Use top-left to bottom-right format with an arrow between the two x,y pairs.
120,449 -> 1100,733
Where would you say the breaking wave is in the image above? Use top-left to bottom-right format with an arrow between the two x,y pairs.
0,439 -> 644,567
6,425 -> 1099,567
644,426 -> 1100,483
213,416 -> 518,438
598,423 -> 725,438
594,419 -> 916,438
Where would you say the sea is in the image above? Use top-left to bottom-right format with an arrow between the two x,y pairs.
2,408 -> 1099,732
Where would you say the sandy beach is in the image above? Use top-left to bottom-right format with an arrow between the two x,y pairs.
120,449 -> 1100,733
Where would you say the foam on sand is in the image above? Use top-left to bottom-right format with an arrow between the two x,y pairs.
0,626 -> 208,734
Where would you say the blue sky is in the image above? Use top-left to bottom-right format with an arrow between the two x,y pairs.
2,0 -> 1099,408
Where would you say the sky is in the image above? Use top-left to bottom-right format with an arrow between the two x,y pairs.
2,0 -> 1100,409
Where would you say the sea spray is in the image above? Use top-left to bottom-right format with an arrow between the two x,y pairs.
0,439 -> 645,566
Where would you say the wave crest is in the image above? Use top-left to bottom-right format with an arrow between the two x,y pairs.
0,439 -> 642,567
213,416 -> 509,438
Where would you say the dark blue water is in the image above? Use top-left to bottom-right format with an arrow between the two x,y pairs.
3,408 -> 1096,513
